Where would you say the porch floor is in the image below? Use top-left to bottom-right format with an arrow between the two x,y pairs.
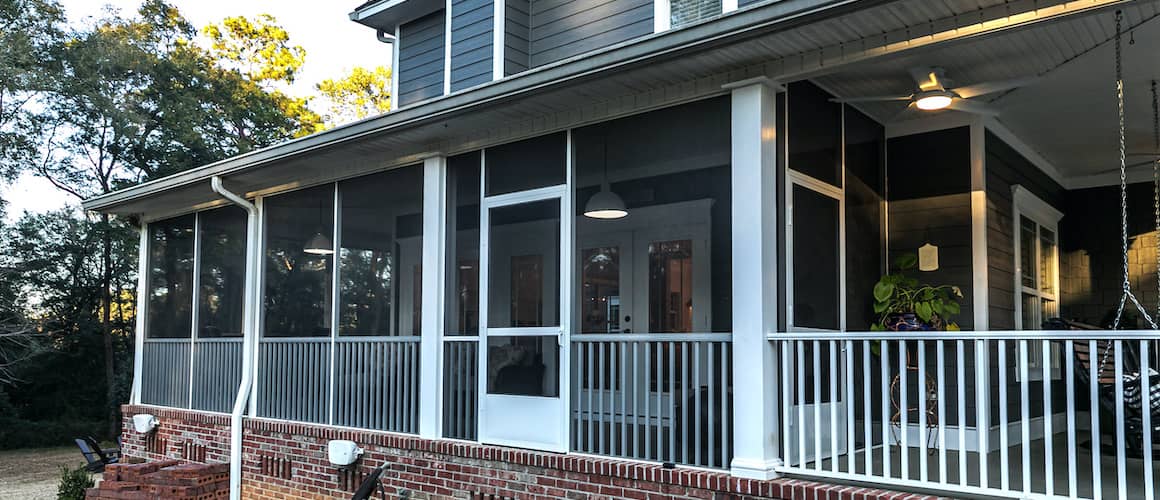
811,433 -> 1159,499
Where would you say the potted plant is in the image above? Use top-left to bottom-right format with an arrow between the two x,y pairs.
871,254 -> 963,332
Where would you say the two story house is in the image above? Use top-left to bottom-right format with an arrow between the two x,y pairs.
84,0 -> 1160,499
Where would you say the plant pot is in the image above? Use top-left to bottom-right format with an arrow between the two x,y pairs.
884,312 -> 936,332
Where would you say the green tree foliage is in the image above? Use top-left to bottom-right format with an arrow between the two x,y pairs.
316,66 -> 392,126
0,0 -> 66,182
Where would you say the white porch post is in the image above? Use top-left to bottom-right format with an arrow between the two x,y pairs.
420,155 -> 448,439
728,78 -> 782,479
131,222 -> 149,405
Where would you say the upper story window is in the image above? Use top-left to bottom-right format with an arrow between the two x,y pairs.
669,0 -> 722,29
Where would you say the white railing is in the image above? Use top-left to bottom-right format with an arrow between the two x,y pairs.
571,333 -> 733,469
770,331 -> 1160,500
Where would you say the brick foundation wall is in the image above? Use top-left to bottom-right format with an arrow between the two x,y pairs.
120,405 -> 943,500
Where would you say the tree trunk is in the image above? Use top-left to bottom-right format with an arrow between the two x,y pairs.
101,213 -> 118,438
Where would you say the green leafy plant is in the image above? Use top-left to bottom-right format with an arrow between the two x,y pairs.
56,464 -> 94,500
871,254 -> 964,331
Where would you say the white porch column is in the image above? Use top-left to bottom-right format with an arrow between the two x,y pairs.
728,78 -> 782,479
131,222 -> 149,405
419,155 -> 448,439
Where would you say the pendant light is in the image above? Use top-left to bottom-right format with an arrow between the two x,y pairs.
584,133 -> 628,219
303,195 -> 334,255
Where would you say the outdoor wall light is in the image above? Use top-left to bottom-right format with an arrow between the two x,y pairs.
328,439 -> 364,466
918,242 -> 940,271
132,413 -> 159,434
303,232 -> 334,255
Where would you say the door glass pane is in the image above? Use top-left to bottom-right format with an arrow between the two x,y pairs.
484,133 -> 566,196
581,246 -> 620,333
649,240 -> 693,333
792,185 -> 839,330
487,199 -> 560,328
446,152 -> 481,335
198,207 -> 247,338
147,214 -> 195,338
264,184 -> 334,338
1021,293 -> 1038,330
486,335 -> 559,396
338,166 -> 424,336
1020,216 -> 1036,289
1039,227 -> 1056,295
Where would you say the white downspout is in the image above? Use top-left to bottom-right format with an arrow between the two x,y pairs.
211,176 -> 258,500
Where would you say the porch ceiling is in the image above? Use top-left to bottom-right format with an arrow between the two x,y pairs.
84,0 -> 1134,218
815,1 -> 1160,187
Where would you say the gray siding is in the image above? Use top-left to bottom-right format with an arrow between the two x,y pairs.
451,0 -> 494,92
505,0 -> 531,75
984,132 -> 1066,331
398,10 -> 446,107
528,0 -> 653,68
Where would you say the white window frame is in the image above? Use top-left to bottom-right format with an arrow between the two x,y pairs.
1012,185 -> 1063,380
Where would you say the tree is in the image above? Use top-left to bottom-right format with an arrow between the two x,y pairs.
0,0 -> 66,182
316,66 -> 392,127
203,14 -> 322,137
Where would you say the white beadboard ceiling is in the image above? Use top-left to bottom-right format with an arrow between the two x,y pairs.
815,1 -> 1160,184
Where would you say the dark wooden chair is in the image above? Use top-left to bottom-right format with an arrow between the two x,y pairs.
75,436 -> 119,472
350,465 -> 389,500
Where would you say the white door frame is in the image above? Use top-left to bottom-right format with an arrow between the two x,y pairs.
476,134 -> 574,452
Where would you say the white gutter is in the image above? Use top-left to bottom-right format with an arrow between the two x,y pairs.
211,176 -> 259,500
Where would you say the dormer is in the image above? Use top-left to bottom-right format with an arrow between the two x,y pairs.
351,0 -> 747,109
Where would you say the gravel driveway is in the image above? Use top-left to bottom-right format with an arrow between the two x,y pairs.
0,446 -> 97,500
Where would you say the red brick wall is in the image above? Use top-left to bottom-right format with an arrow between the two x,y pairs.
120,405 -> 942,500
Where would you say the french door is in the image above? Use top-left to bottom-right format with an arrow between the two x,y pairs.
477,185 -> 572,451
785,171 -> 848,466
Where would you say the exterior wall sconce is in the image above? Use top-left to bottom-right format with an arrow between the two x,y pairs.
918,242 -> 939,271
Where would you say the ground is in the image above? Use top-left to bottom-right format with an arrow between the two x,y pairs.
0,446 -> 96,500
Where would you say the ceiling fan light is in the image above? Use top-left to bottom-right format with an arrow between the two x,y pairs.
584,189 -> 628,219
915,93 -> 953,111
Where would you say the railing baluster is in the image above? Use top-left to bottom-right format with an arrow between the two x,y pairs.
957,339 -> 966,486
694,342 -> 703,467
708,342 -> 716,467
882,340 -> 891,479
783,341 -> 792,469
1091,339 -> 1103,500
846,340 -> 855,475
722,342 -> 730,469
799,340 -> 807,470
1065,340 -> 1078,500
1115,340 -> 1127,500
669,341 -> 676,464
863,340 -> 872,477
830,340 -> 839,474
977,339 -> 989,489
1021,339 -> 1031,495
632,341 -> 640,459
1142,340 -> 1154,500
900,339 -> 909,481
682,342 -> 689,465
645,342 -> 652,461
620,341 -> 628,458
598,342 -> 606,455
813,340 -> 822,472
918,340 -> 927,482
999,339 -> 1010,491
937,340 -> 947,485
1043,339 -> 1054,497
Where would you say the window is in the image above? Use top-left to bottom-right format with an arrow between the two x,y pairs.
1013,185 -> 1063,379
197,207 -> 247,338
146,215 -> 196,338
263,185 -> 335,338
669,0 -> 722,29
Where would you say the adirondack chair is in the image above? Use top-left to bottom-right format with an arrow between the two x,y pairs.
75,436 -> 119,472
1046,318 -> 1160,457
350,465 -> 389,500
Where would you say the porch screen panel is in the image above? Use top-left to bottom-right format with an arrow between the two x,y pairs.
571,97 -> 733,468
263,185 -> 334,338
788,81 -> 842,188
197,206 -> 246,338
791,186 -> 840,330
146,214 -> 195,339
337,166 -> 424,337
443,153 -> 481,439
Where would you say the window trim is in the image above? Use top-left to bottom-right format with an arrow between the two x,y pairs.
1012,185 -> 1063,380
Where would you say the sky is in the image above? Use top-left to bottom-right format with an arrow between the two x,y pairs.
0,0 -> 389,222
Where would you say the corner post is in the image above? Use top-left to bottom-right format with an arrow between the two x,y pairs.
420,155 -> 448,439
131,221 -> 149,405
728,78 -> 782,479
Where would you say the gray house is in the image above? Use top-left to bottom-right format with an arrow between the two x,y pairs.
85,0 -> 1160,499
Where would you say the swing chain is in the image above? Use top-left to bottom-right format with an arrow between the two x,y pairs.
1153,80 -> 1159,319
1111,11 -> 1158,330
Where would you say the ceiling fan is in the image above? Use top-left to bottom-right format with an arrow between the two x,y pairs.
833,67 -> 1039,118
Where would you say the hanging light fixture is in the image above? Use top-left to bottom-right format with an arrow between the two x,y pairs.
303,195 -> 335,255
584,133 -> 628,219
303,232 -> 334,255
